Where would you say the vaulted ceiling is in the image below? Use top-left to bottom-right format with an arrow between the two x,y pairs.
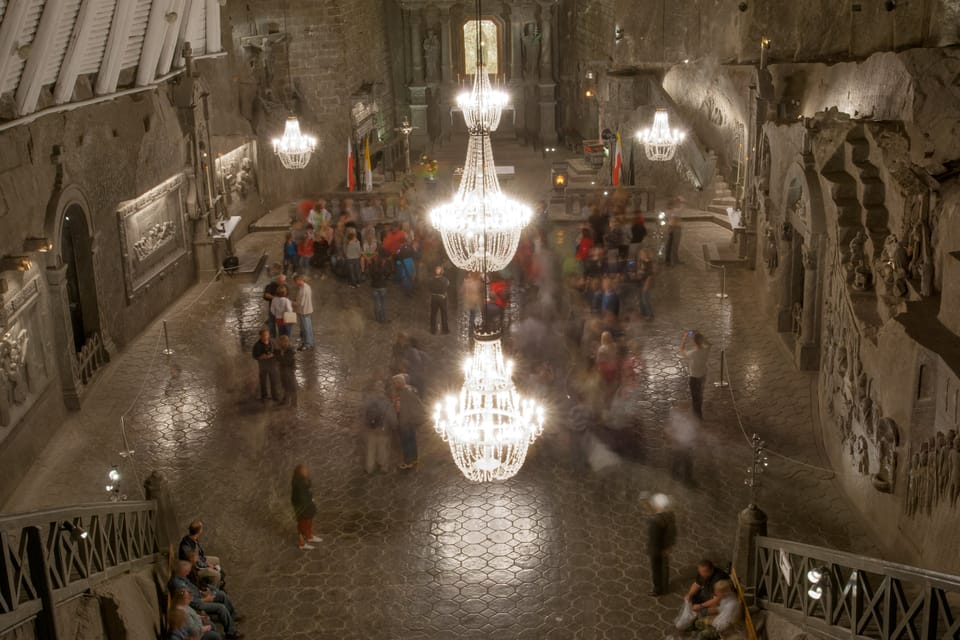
0,0 -> 222,122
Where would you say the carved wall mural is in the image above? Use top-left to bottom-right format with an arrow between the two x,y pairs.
214,142 -> 259,208
0,275 -> 49,431
117,174 -> 189,301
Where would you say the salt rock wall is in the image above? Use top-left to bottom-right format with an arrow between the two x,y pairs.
220,0 -> 397,202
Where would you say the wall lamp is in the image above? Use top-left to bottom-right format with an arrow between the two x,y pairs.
584,89 -> 595,98
23,237 -> 53,253
806,565 -> 829,600
0,256 -> 32,272
61,521 -> 89,542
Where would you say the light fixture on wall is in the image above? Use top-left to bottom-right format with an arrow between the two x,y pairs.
614,26 -> 624,42
23,237 -> 53,253
636,108 -> 685,162
61,521 -> 89,542
0,256 -> 32,272
806,565 -> 829,600
105,465 -> 125,502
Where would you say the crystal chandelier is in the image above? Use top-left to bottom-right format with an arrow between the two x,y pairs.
434,333 -> 545,482
637,108 -> 685,162
457,65 -> 509,133
273,116 -> 317,170
429,133 -> 531,272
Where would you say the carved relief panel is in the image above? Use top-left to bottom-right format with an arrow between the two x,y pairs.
0,273 -> 51,432
117,174 -> 189,301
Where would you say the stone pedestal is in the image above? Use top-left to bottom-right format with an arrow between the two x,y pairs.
538,82 -> 558,146
732,504 -> 767,598
409,85 -> 429,153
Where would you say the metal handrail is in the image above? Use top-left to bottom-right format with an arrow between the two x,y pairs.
756,536 -> 960,640
0,501 -> 159,635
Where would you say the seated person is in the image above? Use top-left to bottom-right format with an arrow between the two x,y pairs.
702,580 -> 742,634
179,520 -> 224,589
168,560 -> 242,640
167,607 -> 193,640
172,587 -> 222,640
685,559 -> 730,612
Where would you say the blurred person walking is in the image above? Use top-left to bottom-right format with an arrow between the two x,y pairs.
291,464 -> 322,550
646,493 -> 676,597
680,330 -> 711,419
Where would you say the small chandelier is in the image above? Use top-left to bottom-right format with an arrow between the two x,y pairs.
637,108 -> 685,162
272,116 -> 317,170
429,133 -> 531,272
434,333 -> 545,482
457,65 -> 509,133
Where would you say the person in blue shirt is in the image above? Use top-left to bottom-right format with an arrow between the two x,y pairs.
168,560 -> 242,639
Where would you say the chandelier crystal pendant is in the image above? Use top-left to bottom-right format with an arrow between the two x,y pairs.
429,133 -> 531,272
272,116 -> 317,170
457,64 -> 509,133
637,108 -> 685,162
434,333 -> 545,482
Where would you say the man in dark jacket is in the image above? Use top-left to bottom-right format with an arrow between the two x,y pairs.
179,520 -> 224,589
252,329 -> 281,402
646,493 -> 676,596
429,265 -> 450,334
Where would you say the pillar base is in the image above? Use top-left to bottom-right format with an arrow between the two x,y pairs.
732,504 -> 767,599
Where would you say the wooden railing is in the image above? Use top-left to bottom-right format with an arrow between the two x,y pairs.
0,501 -> 159,636
76,332 -> 108,385
756,536 -> 960,640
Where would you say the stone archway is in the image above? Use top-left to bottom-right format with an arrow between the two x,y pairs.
43,185 -> 110,408
777,161 -> 827,370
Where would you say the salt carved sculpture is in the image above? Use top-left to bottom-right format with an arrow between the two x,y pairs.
0,328 -> 30,427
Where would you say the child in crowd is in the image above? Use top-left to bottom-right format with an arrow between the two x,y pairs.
283,232 -> 298,275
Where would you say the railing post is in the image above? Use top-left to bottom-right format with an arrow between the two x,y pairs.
733,504 -> 768,602
144,471 -> 178,550
25,525 -> 59,640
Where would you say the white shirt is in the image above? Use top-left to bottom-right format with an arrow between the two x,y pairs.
713,595 -> 741,632
685,345 -> 709,379
295,283 -> 313,316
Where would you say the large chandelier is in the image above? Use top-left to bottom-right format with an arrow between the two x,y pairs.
637,108 -> 685,162
434,333 -> 545,482
457,65 -> 509,133
430,134 -> 530,272
272,116 -> 317,169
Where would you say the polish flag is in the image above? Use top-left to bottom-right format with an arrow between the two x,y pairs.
363,135 -> 373,192
612,132 -> 623,187
347,137 -> 356,192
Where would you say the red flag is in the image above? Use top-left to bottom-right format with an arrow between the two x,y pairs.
612,132 -> 623,187
347,137 -> 356,192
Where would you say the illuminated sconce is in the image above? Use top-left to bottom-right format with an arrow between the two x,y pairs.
584,89 -> 595,98
0,256 -> 32,272
551,162 -> 568,194
614,26 -> 624,42
23,237 -> 53,253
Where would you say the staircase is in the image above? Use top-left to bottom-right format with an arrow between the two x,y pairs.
707,177 -> 738,217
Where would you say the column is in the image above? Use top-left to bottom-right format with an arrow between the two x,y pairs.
409,7 -> 424,85
439,3 -> 453,142
509,5 -> 522,82
45,265 -> 81,409
797,241 -> 821,370
537,0 -> 558,145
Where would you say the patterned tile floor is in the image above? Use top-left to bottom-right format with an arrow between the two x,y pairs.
3,216 -> 879,639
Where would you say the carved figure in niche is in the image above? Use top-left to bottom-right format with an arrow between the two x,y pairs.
940,430 -> 955,497
780,221 -> 793,242
906,453 -> 920,515
0,328 -> 30,427
854,436 -> 869,475
849,230 -> 866,266
871,417 -> 899,493
423,30 -> 440,84
950,434 -> 960,505
521,24 -> 540,80
877,234 -> 910,297
763,226 -> 779,274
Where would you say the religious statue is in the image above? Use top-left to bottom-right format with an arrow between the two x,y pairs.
871,417 -> 899,494
763,226 -> 778,274
521,24 -> 540,80
854,435 -> 869,475
0,328 -> 30,427
423,31 -> 440,84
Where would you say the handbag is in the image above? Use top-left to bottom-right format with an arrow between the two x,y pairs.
283,311 -> 298,324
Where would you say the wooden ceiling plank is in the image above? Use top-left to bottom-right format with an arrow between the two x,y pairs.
94,0 -> 133,94
15,0 -> 66,115
53,0 -> 98,103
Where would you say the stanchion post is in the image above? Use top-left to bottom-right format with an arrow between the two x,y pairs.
714,348 -> 730,388
161,320 -> 174,356
716,265 -> 729,299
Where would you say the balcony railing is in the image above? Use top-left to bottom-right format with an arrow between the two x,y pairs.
756,536 -> 960,640
0,501 -> 159,636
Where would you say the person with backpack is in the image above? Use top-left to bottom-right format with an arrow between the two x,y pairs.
364,382 -> 396,473
646,493 -> 677,596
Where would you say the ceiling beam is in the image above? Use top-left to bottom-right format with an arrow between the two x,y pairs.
95,0 -> 136,95
136,0 -> 168,86
16,0 -> 66,116
0,0 -> 32,94
54,0 -> 99,104
204,0 -> 220,53
155,0 -> 186,76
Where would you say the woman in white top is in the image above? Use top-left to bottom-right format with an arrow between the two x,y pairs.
270,285 -> 294,338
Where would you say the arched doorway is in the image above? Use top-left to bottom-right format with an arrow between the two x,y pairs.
59,204 -> 101,353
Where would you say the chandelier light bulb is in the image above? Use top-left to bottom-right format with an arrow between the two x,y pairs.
457,65 -> 509,133
433,334 -> 544,482
272,116 -> 317,169
637,108 -> 685,162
